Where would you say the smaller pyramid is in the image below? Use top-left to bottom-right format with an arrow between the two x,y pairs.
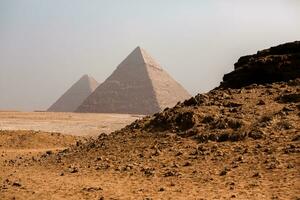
47,75 -> 99,112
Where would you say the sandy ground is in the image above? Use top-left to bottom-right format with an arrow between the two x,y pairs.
0,111 -> 141,136
0,80 -> 299,200
0,129 -> 299,200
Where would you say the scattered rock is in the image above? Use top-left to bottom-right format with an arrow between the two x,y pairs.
257,100 -> 266,105
183,161 -> 192,167
164,170 -> 180,177
292,135 -> 300,141
252,172 -> 262,178
248,129 -> 265,140
82,186 -> 103,192
69,166 -> 79,173
183,97 -> 198,106
12,181 -> 21,187
223,102 -> 243,108
141,167 -> 155,176
283,144 -> 300,154
219,167 -> 229,176
276,93 -> 300,103
46,150 -> 53,155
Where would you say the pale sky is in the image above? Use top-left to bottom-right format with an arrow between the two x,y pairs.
0,0 -> 299,111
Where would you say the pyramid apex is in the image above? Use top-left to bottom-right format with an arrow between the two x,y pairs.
80,74 -> 89,79
133,46 -> 144,54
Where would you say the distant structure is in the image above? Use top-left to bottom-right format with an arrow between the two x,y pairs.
76,47 -> 191,115
47,75 -> 99,112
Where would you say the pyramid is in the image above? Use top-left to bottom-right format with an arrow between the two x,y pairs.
47,74 -> 99,112
76,47 -> 191,115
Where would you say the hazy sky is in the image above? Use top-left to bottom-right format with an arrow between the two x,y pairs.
0,0 -> 299,111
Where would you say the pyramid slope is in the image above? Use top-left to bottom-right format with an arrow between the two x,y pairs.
76,47 -> 191,115
47,75 -> 99,112
146,64 -> 191,110
141,47 -> 190,109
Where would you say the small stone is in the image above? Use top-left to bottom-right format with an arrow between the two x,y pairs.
142,167 -> 155,176
46,150 -> 53,155
153,149 -> 161,156
257,100 -> 266,105
292,135 -> 300,141
12,181 -> 21,187
252,172 -> 262,178
69,166 -> 79,173
183,161 -> 192,167
248,129 -> 265,140
287,163 -> 294,169
220,169 -> 227,176
83,187 -> 103,192
164,170 -> 180,177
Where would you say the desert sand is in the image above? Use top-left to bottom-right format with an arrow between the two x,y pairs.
0,111 -> 141,137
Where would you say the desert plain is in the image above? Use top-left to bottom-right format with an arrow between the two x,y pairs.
0,111 -> 142,199
0,111 -> 141,136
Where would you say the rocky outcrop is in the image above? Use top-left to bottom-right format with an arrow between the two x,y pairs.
220,41 -> 300,88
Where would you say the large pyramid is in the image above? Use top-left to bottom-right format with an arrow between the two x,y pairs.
47,74 -> 99,112
76,47 -> 191,115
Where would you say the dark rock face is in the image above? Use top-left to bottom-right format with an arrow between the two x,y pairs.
221,41 -> 300,88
